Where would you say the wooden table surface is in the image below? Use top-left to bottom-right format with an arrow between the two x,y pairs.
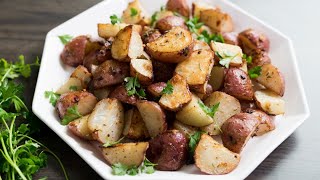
0,0 -> 319,179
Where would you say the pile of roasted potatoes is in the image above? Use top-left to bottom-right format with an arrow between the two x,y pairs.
54,0 -> 285,175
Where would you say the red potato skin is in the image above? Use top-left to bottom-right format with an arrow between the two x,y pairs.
156,16 -> 187,33
146,130 -> 188,171
224,68 -> 254,100
60,35 -> 89,67
108,85 -> 138,105
147,82 -> 167,97
166,0 -> 190,17
152,60 -> 176,82
244,108 -> 275,136
238,29 -> 270,55
142,29 -> 162,44
222,32 -> 239,45
248,50 -> 271,68
240,100 -> 257,112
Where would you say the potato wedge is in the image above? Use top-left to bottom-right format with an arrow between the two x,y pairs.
201,91 -> 241,135
147,82 -> 167,98
256,64 -> 285,96
121,0 -> 150,25
254,89 -> 285,115
130,58 -> 153,85
176,94 -> 213,127
192,2 -> 213,18
200,8 -> 233,33
109,85 -> 138,105
248,50 -> 271,68
172,120 -> 199,138
88,98 -> 124,143
146,27 -> 194,63
244,108 -> 275,136
136,101 -> 167,137
111,25 -> 144,62
210,42 -> 243,67
159,74 -> 192,111
68,115 -> 93,140
98,23 -> 127,39
102,142 -> 149,166
60,35 -> 89,67
166,0 -> 190,17
93,86 -> 114,100
56,77 -> 82,94
238,29 -> 270,54
195,134 -> 240,175
208,66 -> 225,91
123,108 -> 149,139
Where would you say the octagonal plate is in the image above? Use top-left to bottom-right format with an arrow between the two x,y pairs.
32,0 -> 310,179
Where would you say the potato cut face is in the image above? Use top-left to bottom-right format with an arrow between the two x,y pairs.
193,40 -> 211,51
159,74 -> 192,111
195,134 -> 240,175
200,8 -> 233,33
122,0 -> 150,25
256,64 -> 285,96
192,2 -> 213,18
123,108 -> 149,139
93,86 -> 113,100
56,77 -> 82,94
173,120 -> 199,138
208,66 -> 225,91
102,142 -> 149,166
68,115 -> 93,140
210,42 -> 243,67
98,23 -> 127,39
88,98 -> 124,143
130,58 -> 153,85
254,89 -> 285,115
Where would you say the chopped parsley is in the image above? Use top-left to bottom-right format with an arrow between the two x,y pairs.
198,100 -> 220,118
186,17 -> 204,33
187,131 -> 205,164
243,54 -> 252,64
130,8 -> 138,17
215,50 -> 238,68
124,76 -> 146,98
197,30 -> 225,44
102,137 -> 124,147
110,14 -> 122,25
44,91 -> 60,106
161,81 -> 174,95
69,85 -> 78,91
112,158 -> 157,176
248,66 -> 262,79
61,105 -> 82,125
58,34 -> 73,45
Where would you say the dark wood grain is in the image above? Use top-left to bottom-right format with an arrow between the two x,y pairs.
0,0 -> 318,180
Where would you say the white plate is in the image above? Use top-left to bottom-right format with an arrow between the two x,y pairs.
32,0 -> 310,179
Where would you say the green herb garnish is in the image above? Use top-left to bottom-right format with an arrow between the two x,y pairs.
198,100 -> 220,118
110,14 -> 122,25
102,137 -> 124,147
124,76 -> 146,98
243,54 -> 252,64
215,50 -> 238,68
186,17 -> 204,33
187,131 -> 205,164
69,85 -> 78,91
161,81 -> 174,95
112,158 -> 157,176
248,66 -> 262,79
130,8 -> 138,17
61,105 -> 82,125
58,35 -> 73,45
197,30 -> 224,44
44,91 -> 60,107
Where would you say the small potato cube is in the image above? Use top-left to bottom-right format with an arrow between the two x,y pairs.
130,58 -> 153,85
121,0 -> 150,25
98,23 -> 127,39
210,42 -> 243,67
200,8 -> 233,33
254,89 -> 285,115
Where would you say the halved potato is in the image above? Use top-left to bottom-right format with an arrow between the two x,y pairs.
238,29 -> 270,54
244,108 -> 275,136
254,89 -> 285,115
200,8 -> 233,33
111,25 -> 144,62
68,115 -> 93,140
146,27 -> 194,63
88,98 -> 124,143
201,91 -> 241,135
123,108 -> 149,139
176,94 -> 213,127
210,42 -> 243,67
159,74 -> 192,111
208,66 -> 225,91
136,101 -> 167,137
166,0 -> 190,17
192,2 -> 213,18
195,134 -> 240,175
256,64 -> 285,96
121,0 -> 150,25
98,23 -> 127,39
130,58 -> 153,85
172,120 -> 199,138
102,142 -> 149,166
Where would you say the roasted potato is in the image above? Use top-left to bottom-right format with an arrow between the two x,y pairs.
123,108 -> 149,139
200,8 -> 233,33
248,50 -> 271,68
56,78 -> 82,95
156,16 -> 187,33
152,60 -> 176,82
221,113 -> 260,153
92,60 -> 129,89
239,60 -> 248,73
88,98 -> 124,143
240,100 -> 257,112
210,42 -> 243,67
176,94 -> 214,127
201,91 -> 241,135
172,120 -> 199,138
254,89 -> 285,115
157,10 -> 175,21
192,2 -> 212,18
166,0 -> 190,17
256,64 -> 285,96
195,84 -> 213,100
109,85 -> 138,105
193,40 -> 211,51
98,23 -> 127,39
195,134 -> 240,175
136,101 -> 167,137
208,66 -> 225,91
244,108 -> 275,136
93,86 -> 114,100
102,142 -> 149,166
56,91 -> 97,119
141,29 -> 162,44
130,58 -> 153,85
111,25 -> 144,62
224,67 -> 254,100
238,29 -> 270,54
60,35 -> 89,67
222,32 -> 239,45
68,115 -> 93,140
146,130 -> 188,171
147,82 -> 167,98
146,27 -> 194,63
159,74 -> 192,111
121,0 -> 150,25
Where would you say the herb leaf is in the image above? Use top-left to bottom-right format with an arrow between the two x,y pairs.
44,91 -> 60,106
243,54 -> 252,64
58,35 -> 73,45
69,86 -> 78,91
112,163 -> 128,176
124,77 -> 146,98
61,105 -> 82,125
102,137 -> 124,147
198,100 -> 220,118
197,30 -> 224,44
150,5 -> 166,27
248,66 -> 262,79
110,14 -> 122,25
215,50 -> 238,68
187,131 -> 205,164
161,81 -> 173,95
130,8 -> 138,17
186,17 -> 204,33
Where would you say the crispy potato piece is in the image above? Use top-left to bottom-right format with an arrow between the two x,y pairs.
71,65 -> 92,86
221,113 -> 260,153
121,0 -> 150,25
102,142 -> 149,166
176,94 -> 213,127
152,60 -> 176,82
109,85 -> 138,105
195,134 -> 240,175
201,91 -> 241,135
159,74 -> 192,111
111,25 -> 144,62
98,23 -> 127,39
195,84 -> 213,100
200,8 -> 233,33
136,101 -> 167,137
248,50 -> 271,68
93,86 -> 114,100
88,98 -> 124,143
156,16 -> 187,33
146,27 -> 194,63
166,0 -> 190,17
222,32 -> 239,45
192,2 -> 213,18
56,78 -> 82,94
123,108 -> 149,139
256,64 -> 285,96
130,59 -> 153,85
141,29 -> 162,44
238,29 -> 270,54
193,40 -> 211,51
208,66 -> 225,91
254,89 -> 285,115
60,35 -> 89,67
224,68 -> 254,100
147,82 -> 167,98
244,108 -> 275,136
56,91 -> 97,119
210,42 -> 243,67
68,115 -> 93,140
172,120 -> 199,138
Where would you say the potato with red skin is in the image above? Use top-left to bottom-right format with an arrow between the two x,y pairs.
238,29 -> 270,55
248,50 -> 271,68
244,108 -> 275,136
156,16 -> 187,33
152,60 -> 176,82
222,32 -> 239,45
195,84 -> 213,100
142,29 -> 162,44
221,113 -> 260,153
166,0 -> 190,17
146,130 -> 188,171
68,115 -> 93,140
92,60 -> 129,89
147,82 -> 167,97
60,35 -> 89,67
224,68 -> 254,100
109,85 -> 138,105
